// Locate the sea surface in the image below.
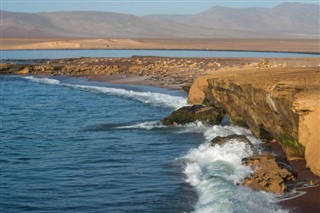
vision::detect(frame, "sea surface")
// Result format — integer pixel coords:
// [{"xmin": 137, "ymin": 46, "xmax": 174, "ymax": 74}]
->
[
  {"xmin": 1, "ymin": 75, "xmax": 288, "ymax": 213},
  {"xmin": 1, "ymin": 49, "xmax": 319, "ymax": 60}
]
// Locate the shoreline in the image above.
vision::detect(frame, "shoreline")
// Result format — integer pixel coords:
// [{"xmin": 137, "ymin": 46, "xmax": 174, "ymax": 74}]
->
[
  {"xmin": 1, "ymin": 56, "xmax": 319, "ymax": 212},
  {"xmin": 2, "ymin": 48, "xmax": 320, "ymax": 55},
  {"xmin": 17, "ymin": 72, "xmax": 320, "ymax": 212},
  {"xmin": 2, "ymin": 38, "xmax": 320, "ymax": 54}
]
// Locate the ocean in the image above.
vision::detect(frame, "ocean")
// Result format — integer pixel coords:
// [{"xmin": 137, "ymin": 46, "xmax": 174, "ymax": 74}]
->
[
  {"xmin": 1, "ymin": 49, "xmax": 318, "ymax": 60},
  {"xmin": 0, "ymin": 74, "xmax": 288, "ymax": 213}
]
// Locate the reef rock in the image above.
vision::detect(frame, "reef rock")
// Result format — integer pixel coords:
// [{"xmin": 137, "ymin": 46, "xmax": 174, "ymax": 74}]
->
[{"xmin": 161, "ymin": 105, "xmax": 225, "ymax": 125}]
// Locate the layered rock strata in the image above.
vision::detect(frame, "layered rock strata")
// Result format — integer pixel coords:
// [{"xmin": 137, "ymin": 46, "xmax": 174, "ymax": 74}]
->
[{"xmin": 188, "ymin": 64, "xmax": 320, "ymax": 176}]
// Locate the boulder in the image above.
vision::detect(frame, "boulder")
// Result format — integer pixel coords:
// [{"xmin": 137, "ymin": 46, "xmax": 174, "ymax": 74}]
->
[
  {"xmin": 211, "ymin": 134, "xmax": 254, "ymax": 147},
  {"xmin": 242, "ymin": 154, "xmax": 296, "ymax": 195},
  {"xmin": 17, "ymin": 67, "xmax": 30, "ymax": 74},
  {"xmin": 161, "ymin": 105, "xmax": 225, "ymax": 125}
]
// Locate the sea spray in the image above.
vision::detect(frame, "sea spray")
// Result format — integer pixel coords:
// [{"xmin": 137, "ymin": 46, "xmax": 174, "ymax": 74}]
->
[{"xmin": 181, "ymin": 125, "xmax": 288, "ymax": 213}]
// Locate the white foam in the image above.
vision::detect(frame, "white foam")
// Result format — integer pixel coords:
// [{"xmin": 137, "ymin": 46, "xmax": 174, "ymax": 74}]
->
[
  {"xmin": 181, "ymin": 125, "xmax": 287, "ymax": 213},
  {"xmin": 23, "ymin": 76, "xmax": 187, "ymax": 109},
  {"xmin": 24, "ymin": 76, "xmax": 60, "ymax": 85},
  {"xmin": 203, "ymin": 125, "xmax": 252, "ymax": 142},
  {"xmin": 68, "ymin": 84, "xmax": 187, "ymax": 109},
  {"xmin": 176, "ymin": 121, "xmax": 209, "ymax": 133},
  {"xmin": 117, "ymin": 121, "xmax": 166, "ymax": 130}
]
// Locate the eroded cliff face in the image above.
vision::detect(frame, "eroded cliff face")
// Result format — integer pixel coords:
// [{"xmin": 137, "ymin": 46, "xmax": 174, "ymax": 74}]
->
[{"xmin": 188, "ymin": 65, "xmax": 320, "ymax": 176}]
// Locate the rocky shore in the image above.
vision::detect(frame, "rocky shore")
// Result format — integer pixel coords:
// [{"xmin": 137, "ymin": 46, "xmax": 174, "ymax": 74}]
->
[{"xmin": 1, "ymin": 56, "xmax": 319, "ymax": 212}]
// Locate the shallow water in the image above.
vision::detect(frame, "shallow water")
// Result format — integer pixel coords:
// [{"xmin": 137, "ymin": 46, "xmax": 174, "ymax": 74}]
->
[{"xmin": 0, "ymin": 75, "xmax": 287, "ymax": 212}]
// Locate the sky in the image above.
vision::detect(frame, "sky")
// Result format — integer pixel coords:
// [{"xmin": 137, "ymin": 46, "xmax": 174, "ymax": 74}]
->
[{"xmin": 1, "ymin": 0, "xmax": 319, "ymax": 15}]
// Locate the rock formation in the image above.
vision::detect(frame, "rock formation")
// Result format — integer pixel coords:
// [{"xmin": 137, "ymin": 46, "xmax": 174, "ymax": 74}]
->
[
  {"xmin": 161, "ymin": 105, "xmax": 225, "ymax": 125},
  {"xmin": 242, "ymin": 154, "xmax": 296, "ymax": 194},
  {"xmin": 210, "ymin": 134, "xmax": 254, "ymax": 151},
  {"xmin": 188, "ymin": 64, "xmax": 320, "ymax": 176}
]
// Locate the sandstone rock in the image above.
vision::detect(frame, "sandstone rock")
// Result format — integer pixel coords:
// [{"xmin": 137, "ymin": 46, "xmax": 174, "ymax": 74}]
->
[
  {"xmin": 161, "ymin": 105, "xmax": 225, "ymax": 125},
  {"xmin": 188, "ymin": 66, "xmax": 320, "ymax": 176},
  {"xmin": 242, "ymin": 154, "xmax": 296, "ymax": 195},
  {"xmin": 190, "ymin": 62, "xmax": 197, "ymax": 68},
  {"xmin": 207, "ymin": 62, "xmax": 221, "ymax": 67},
  {"xmin": 17, "ymin": 67, "xmax": 29, "ymax": 74},
  {"xmin": 188, "ymin": 76, "xmax": 209, "ymax": 105}
]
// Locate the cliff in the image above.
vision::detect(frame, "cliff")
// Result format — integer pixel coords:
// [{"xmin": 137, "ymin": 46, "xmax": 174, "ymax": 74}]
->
[{"xmin": 188, "ymin": 63, "xmax": 320, "ymax": 176}]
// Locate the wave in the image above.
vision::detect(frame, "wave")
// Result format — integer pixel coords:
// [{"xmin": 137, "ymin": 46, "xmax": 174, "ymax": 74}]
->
[
  {"xmin": 181, "ymin": 125, "xmax": 287, "ymax": 213},
  {"xmin": 23, "ymin": 76, "xmax": 288, "ymax": 212},
  {"xmin": 118, "ymin": 120, "xmax": 211, "ymax": 133},
  {"xmin": 24, "ymin": 76, "xmax": 60, "ymax": 85},
  {"xmin": 68, "ymin": 84, "xmax": 186, "ymax": 109},
  {"xmin": 23, "ymin": 76, "xmax": 187, "ymax": 109},
  {"xmin": 117, "ymin": 121, "xmax": 166, "ymax": 130}
]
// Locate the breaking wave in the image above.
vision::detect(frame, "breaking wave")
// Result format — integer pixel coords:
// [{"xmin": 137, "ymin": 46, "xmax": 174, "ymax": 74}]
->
[
  {"xmin": 24, "ymin": 76, "xmax": 60, "ymax": 85},
  {"xmin": 181, "ymin": 125, "xmax": 288, "ymax": 213},
  {"xmin": 117, "ymin": 121, "xmax": 166, "ymax": 130},
  {"xmin": 24, "ymin": 76, "xmax": 186, "ymax": 109},
  {"xmin": 23, "ymin": 76, "xmax": 288, "ymax": 212}
]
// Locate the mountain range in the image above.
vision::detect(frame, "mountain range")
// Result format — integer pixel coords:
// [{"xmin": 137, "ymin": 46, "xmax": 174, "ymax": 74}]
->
[{"xmin": 1, "ymin": 2, "xmax": 319, "ymax": 38}]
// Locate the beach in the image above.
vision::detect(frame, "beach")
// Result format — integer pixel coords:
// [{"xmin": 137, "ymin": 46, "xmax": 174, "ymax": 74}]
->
[{"xmin": 2, "ymin": 38, "xmax": 320, "ymax": 54}]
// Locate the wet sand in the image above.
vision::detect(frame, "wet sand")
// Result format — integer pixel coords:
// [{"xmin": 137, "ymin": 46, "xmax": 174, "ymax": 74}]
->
[{"xmin": 270, "ymin": 141, "xmax": 320, "ymax": 213}]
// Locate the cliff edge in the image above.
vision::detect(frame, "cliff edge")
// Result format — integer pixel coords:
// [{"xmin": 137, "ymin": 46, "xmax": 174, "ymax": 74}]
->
[{"xmin": 188, "ymin": 61, "xmax": 320, "ymax": 176}]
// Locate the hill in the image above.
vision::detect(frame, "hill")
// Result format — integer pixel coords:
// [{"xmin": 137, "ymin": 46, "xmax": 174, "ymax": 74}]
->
[{"xmin": 1, "ymin": 3, "xmax": 319, "ymax": 38}]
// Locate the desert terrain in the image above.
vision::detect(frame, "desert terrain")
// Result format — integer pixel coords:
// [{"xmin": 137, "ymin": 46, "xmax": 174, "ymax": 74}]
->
[{"xmin": 1, "ymin": 38, "xmax": 320, "ymax": 54}]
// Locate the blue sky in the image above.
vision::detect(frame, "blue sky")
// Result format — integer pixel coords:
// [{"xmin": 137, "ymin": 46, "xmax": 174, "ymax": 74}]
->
[{"xmin": 1, "ymin": 0, "xmax": 319, "ymax": 15}]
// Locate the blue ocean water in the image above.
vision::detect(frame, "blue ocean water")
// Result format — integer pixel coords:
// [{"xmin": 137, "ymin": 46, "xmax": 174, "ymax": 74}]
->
[
  {"xmin": 0, "ymin": 75, "xmax": 287, "ymax": 213},
  {"xmin": 1, "ymin": 49, "xmax": 318, "ymax": 60}
]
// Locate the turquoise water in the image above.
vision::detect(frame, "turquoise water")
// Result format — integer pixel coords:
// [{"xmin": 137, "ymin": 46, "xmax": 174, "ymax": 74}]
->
[
  {"xmin": 1, "ymin": 49, "xmax": 318, "ymax": 60},
  {"xmin": 0, "ymin": 75, "xmax": 287, "ymax": 212}
]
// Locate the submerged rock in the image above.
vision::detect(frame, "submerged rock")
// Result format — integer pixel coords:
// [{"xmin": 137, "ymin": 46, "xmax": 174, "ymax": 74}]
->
[
  {"xmin": 211, "ymin": 134, "xmax": 249, "ymax": 145},
  {"xmin": 210, "ymin": 134, "xmax": 255, "ymax": 151},
  {"xmin": 242, "ymin": 154, "xmax": 296, "ymax": 195},
  {"xmin": 161, "ymin": 105, "xmax": 225, "ymax": 125}
]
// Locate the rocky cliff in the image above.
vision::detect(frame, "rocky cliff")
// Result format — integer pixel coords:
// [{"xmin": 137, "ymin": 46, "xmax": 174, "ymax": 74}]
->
[{"xmin": 188, "ymin": 64, "xmax": 320, "ymax": 176}]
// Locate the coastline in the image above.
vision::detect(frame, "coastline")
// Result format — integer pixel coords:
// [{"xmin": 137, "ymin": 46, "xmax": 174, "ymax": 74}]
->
[
  {"xmin": 87, "ymin": 63, "xmax": 320, "ymax": 212},
  {"xmin": 2, "ymin": 38, "xmax": 320, "ymax": 54},
  {"xmin": 1, "ymin": 55, "xmax": 319, "ymax": 212}
]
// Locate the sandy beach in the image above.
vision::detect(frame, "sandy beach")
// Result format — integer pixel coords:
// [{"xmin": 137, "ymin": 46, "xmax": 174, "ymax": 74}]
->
[{"xmin": 2, "ymin": 38, "xmax": 320, "ymax": 54}]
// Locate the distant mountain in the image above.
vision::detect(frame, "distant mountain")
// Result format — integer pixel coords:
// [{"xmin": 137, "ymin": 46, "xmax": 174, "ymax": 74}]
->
[
  {"xmin": 160, "ymin": 2, "xmax": 320, "ymax": 36},
  {"xmin": 1, "ymin": 3, "xmax": 319, "ymax": 38}
]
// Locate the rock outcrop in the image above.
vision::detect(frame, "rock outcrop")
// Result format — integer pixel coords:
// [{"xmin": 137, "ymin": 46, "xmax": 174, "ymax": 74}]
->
[
  {"xmin": 210, "ymin": 135, "xmax": 295, "ymax": 194},
  {"xmin": 188, "ymin": 65, "xmax": 320, "ymax": 176},
  {"xmin": 242, "ymin": 154, "xmax": 296, "ymax": 194},
  {"xmin": 161, "ymin": 105, "xmax": 225, "ymax": 125},
  {"xmin": 210, "ymin": 134, "xmax": 254, "ymax": 151}
]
